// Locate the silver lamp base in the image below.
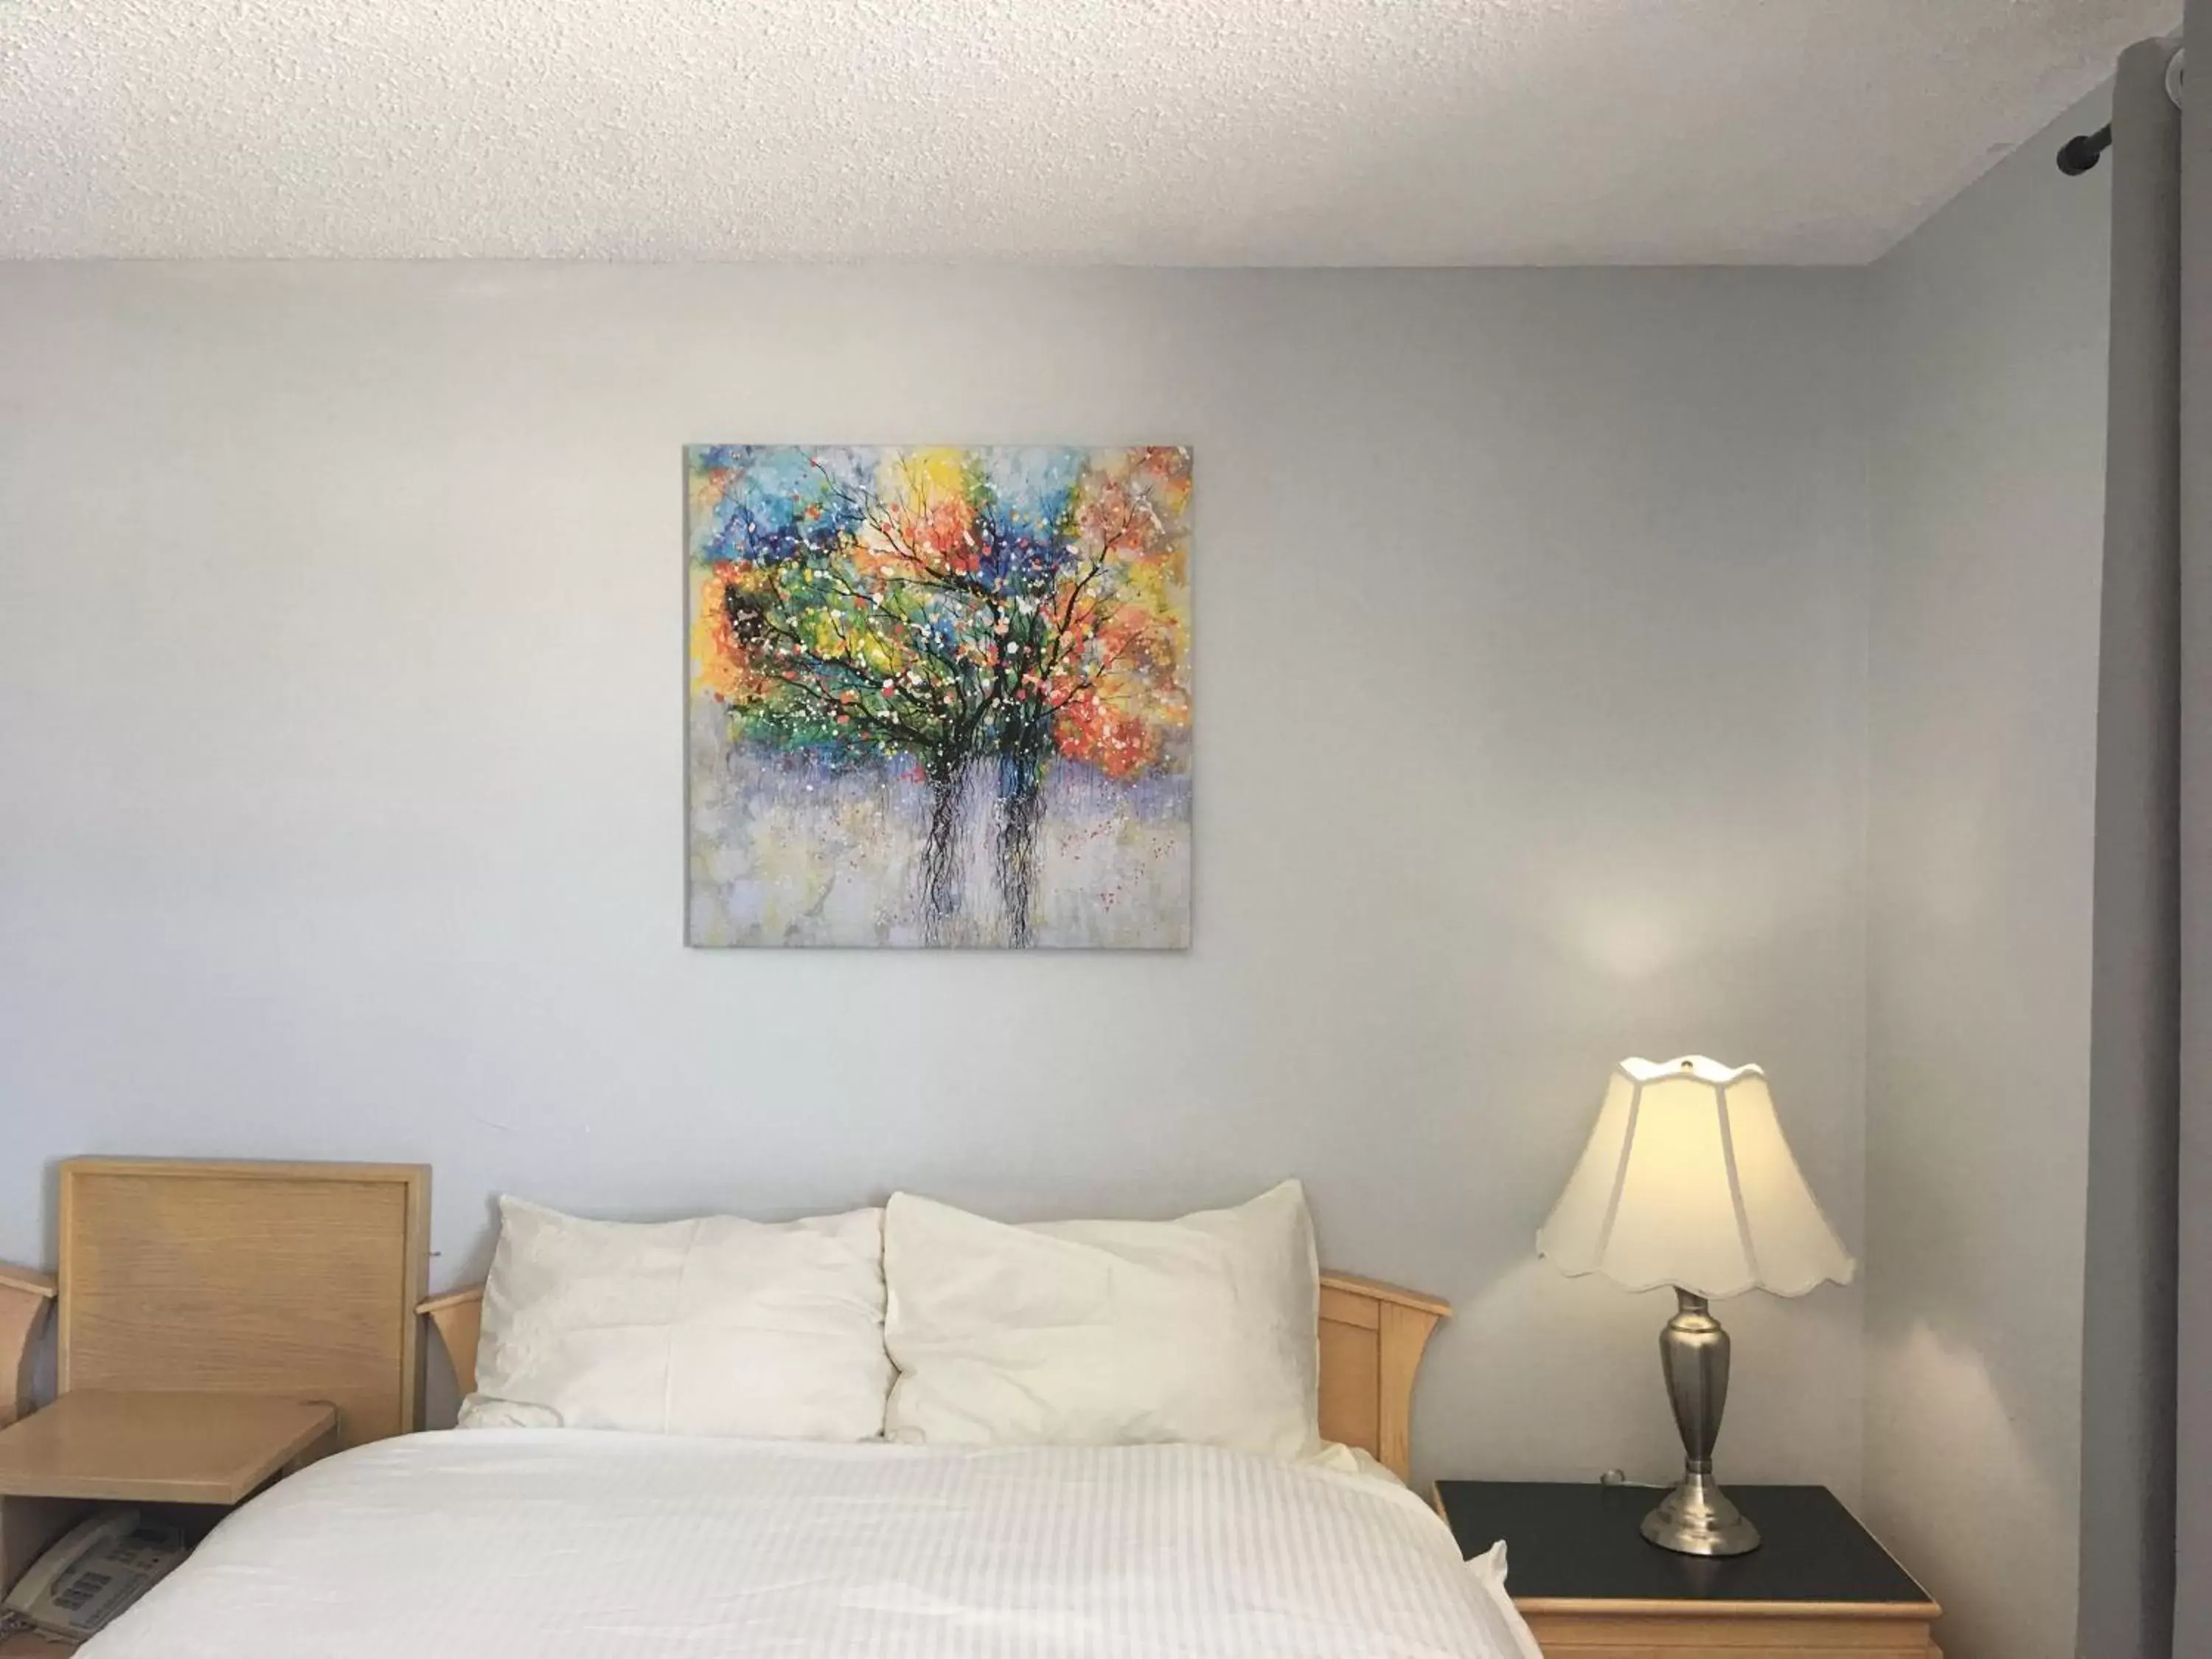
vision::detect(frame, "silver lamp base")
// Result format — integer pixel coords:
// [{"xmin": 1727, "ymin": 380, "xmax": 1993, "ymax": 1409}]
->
[
  {"xmin": 1641, "ymin": 1469, "xmax": 1760, "ymax": 1557},
  {"xmin": 1644, "ymin": 1288, "xmax": 1761, "ymax": 1557}
]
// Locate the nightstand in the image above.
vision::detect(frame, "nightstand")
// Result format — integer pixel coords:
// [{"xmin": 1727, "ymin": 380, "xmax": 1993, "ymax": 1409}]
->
[
  {"xmin": 0, "ymin": 1391, "xmax": 340, "ymax": 1651},
  {"xmin": 0, "ymin": 1391, "xmax": 340, "ymax": 1506},
  {"xmin": 1435, "ymin": 1481, "xmax": 1941, "ymax": 1658}
]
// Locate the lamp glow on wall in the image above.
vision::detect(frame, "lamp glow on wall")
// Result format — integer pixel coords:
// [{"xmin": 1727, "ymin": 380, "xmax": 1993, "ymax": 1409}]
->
[{"xmin": 1537, "ymin": 1057, "xmax": 1855, "ymax": 1556}]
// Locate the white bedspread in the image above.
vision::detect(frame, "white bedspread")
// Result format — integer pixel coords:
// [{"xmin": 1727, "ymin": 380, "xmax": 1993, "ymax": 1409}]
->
[{"xmin": 87, "ymin": 1431, "xmax": 1540, "ymax": 1659}]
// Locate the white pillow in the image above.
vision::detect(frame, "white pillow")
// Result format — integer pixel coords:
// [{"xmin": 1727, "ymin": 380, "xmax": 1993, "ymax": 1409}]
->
[
  {"xmin": 882, "ymin": 1180, "xmax": 1320, "ymax": 1458},
  {"xmin": 459, "ymin": 1197, "xmax": 891, "ymax": 1441}
]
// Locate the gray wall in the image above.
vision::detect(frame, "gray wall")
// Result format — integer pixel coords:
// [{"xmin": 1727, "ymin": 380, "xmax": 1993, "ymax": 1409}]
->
[
  {"xmin": 1863, "ymin": 88, "xmax": 2115, "ymax": 1659},
  {"xmin": 0, "ymin": 262, "xmax": 1874, "ymax": 1490}
]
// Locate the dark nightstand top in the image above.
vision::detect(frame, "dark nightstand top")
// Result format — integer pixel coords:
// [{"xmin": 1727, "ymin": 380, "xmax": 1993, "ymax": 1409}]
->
[{"xmin": 1434, "ymin": 1481, "xmax": 1930, "ymax": 1607}]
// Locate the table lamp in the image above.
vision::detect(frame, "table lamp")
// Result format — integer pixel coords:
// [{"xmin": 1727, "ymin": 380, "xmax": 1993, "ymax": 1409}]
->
[{"xmin": 1536, "ymin": 1056, "xmax": 1855, "ymax": 1557}]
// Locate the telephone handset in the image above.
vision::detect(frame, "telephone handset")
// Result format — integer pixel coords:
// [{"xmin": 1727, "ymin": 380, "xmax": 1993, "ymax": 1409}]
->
[{"xmin": 2, "ymin": 1507, "xmax": 189, "ymax": 1641}]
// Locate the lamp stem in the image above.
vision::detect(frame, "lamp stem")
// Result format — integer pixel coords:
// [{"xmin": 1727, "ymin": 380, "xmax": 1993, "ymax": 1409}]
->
[{"xmin": 1641, "ymin": 1287, "xmax": 1761, "ymax": 1556}]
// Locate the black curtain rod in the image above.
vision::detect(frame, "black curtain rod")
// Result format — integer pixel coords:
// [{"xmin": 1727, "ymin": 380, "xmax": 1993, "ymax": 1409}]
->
[{"xmin": 2058, "ymin": 124, "xmax": 2113, "ymax": 175}]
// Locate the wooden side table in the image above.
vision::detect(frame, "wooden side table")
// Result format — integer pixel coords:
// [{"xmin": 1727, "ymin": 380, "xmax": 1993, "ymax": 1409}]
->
[
  {"xmin": 1436, "ymin": 1480, "xmax": 1941, "ymax": 1658},
  {"xmin": 0, "ymin": 1391, "xmax": 339, "ymax": 1652},
  {"xmin": 0, "ymin": 1391, "xmax": 340, "ymax": 1506}
]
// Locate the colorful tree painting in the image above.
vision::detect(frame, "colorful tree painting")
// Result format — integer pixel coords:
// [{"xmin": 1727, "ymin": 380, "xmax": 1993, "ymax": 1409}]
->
[{"xmin": 687, "ymin": 446, "xmax": 1192, "ymax": 948}]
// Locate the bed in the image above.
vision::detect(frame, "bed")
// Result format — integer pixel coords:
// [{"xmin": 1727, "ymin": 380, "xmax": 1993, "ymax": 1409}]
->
[
  {"xmin": 83, "ymin": 1432, "xmax": 1537, "ymax": 1658},
  {"xmin": 0, "ymin": 1163, "xmax": 1539, "ymax": 1659}
]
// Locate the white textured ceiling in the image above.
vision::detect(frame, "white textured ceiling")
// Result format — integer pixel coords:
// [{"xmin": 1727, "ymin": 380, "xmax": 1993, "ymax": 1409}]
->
[{"xmin": 0, "ymin": 0, "xmax": 2178, "ymax": 264}]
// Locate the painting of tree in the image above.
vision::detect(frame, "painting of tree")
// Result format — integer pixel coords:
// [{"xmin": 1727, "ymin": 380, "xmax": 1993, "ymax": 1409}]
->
[{"xmin": 687, "ymin": 445, "xmax": 1192, "ymax": 947}]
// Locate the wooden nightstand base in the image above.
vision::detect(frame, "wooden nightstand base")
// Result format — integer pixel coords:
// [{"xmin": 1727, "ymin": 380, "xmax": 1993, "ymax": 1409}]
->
[
  {"xmin": 1524, "ymin": 1600, "xmax": 1942, "ymax": 1657},
  {"xmin": 0, "ymin": 1628, "xmax": 86, "ymax": 1657}
]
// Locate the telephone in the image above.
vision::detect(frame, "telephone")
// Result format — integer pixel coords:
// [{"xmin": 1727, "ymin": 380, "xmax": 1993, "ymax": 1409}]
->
[{"xmin": 2, "ymin": 1508, "xmax": 189, "ymax": 1641}]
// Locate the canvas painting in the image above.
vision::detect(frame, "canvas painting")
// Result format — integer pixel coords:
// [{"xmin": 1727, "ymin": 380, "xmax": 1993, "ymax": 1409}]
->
[{"xmin": 687, "ymin": 445, "xmax": 1192, "ymax": 948}]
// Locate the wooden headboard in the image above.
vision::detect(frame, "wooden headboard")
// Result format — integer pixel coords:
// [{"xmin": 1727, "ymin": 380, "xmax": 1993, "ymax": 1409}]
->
[
  {"xmin": 421, "ymin": 1268, "xmax": 1449, "ymax": 1480},
  {"xmin": 51, "ymin": 1159, "xmax": 431, "ymax": 1447}
]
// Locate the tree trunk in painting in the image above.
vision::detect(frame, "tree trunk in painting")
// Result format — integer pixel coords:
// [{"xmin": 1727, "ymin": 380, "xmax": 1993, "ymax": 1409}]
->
[
  {"xmin": 919, "ymin": 756, "xmax": 967, "ymax": 944},
  {"xmin": 994, "ymin": 746, "xmax": 1049, "ymax": 949}
]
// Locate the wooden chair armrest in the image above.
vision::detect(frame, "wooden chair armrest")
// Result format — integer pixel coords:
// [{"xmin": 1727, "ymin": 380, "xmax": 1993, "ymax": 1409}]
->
[
  {"xmin": 417, "ymin": 1284, "xmax": 484, "ymax": 1401},
  {"xmin": 0, "ymin": 1265, "xmax": 56, "ymax": 1302},
  {"xmin": 0, "ymin": 1263, "xmax": 59, "ymax": 1430}
]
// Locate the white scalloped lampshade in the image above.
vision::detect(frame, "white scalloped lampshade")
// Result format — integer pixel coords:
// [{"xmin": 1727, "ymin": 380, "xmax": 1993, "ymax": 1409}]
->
[{"xmin": 1537, "ymin": 1056, "xmax": 1856, "ymax": 1298}]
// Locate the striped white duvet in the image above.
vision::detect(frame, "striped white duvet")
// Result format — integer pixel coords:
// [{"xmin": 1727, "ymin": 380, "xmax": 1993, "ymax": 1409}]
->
[{"xmin": 87, "ymin": 1430, "xmax": 1540, "ymax": 1658}]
